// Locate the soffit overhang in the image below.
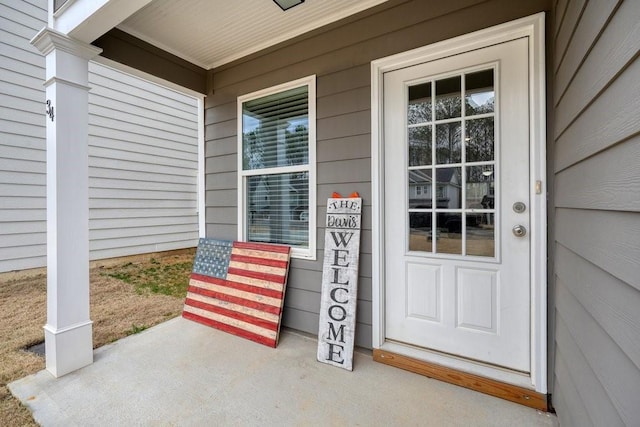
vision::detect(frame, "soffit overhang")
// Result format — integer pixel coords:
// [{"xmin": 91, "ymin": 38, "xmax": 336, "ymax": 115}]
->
[{"xmin": 117, "ymin": 0, "xmax": 390, "ymax": 69}]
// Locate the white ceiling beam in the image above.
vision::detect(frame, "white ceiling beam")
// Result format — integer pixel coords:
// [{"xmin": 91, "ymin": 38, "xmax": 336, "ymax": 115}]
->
[{"xmin": 52, "ymin": 0, "xmax": 153, "ymax": 43}]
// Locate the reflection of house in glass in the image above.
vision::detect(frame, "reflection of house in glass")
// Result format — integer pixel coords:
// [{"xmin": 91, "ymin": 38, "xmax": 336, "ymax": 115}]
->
[
  {"xmin": 409, "ymin": 168, "xmax": 495, "ymax": 232},
  {"xmin": 247, "ymin": 172, "xmax": 309, "ymax": 246},
  {"xmin": 409, "ymin": 168, "xmax": 462, "ymax": 232},
  {"xmin": 409, "ymin": 168, "xmax": 461, "ymax": 210},
  {"xmin": 248, "ymin": 174, "xmax": 309, "ymax": 221}
]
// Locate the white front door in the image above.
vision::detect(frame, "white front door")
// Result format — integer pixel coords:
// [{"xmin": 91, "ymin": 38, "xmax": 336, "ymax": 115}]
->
[{"xmin": 383, "ymin": 37, "xmax": 531, "ymax": 372}]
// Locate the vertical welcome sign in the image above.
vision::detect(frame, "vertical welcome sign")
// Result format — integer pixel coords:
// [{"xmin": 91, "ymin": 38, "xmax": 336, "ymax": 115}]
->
[{"xmin": 317, "ymin": 195, "xmax": 362, "ymax": 371}]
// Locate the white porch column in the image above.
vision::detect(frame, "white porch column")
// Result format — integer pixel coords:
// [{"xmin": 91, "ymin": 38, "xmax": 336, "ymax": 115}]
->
[{"xmin": 31, "ymin": 28, "xmax": 102, "ymax": 377}]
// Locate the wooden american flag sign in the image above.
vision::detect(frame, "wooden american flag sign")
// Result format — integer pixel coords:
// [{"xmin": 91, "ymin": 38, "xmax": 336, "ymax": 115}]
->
[{"xmin": 182, "ymin": 238, "xmax": 291, "ymax": 347}]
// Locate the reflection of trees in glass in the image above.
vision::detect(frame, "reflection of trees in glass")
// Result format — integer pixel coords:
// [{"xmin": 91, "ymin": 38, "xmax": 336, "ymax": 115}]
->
[
  {"xmin": 406, "ymin": 85, "xmax": 494, "ymax": 166},
  {"xmin": 408, "ymin": 101, "xmax": 431, "ymax": 124},
  {"xmin": 243, "ymin": 121, "xmax": 308, "ymax": 170},
  {"xmin": 467, "ymin": 165, "xmax": 494, "ymax": 183},
  {"xmin": 243, "ymin": 127, "xmax": 265, "ymax": 170},
  {"xmin": 408, "ymin": 126, "xmax": 431, "ymax": 166},
  {"xmin": 285, "ymin": 124, "xmax": 308, "ymax": 165},
  {"xmin": 466, "ymin": 118, "xmax": 494, "ymax": 162},
  {"xmin": 435, "ymin": 94, "xmax": 462, "ymax": 163},
  {"xmin": 407, "ymin": 78, "xmax": 495, "ymax": 166},
  {"xmin": 436, "ymin": 122, "xmax": 461, "ymax": 164},
  {"xmin": 435, "ymin": 93, "xmax": 461, "ymax": 120},
  {"xmin": 467, "ymin": 166, "xmax": 483, "ymax": 183}
]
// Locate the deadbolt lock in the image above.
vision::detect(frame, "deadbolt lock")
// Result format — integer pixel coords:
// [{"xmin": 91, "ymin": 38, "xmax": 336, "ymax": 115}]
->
[{"xmin": 513, "ymin": 202, "xmax": 526, "ymax": 213}]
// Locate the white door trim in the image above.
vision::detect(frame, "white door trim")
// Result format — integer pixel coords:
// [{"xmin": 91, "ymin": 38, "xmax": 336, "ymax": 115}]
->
[{"xmin": 370, "ymin": 13, "xmax": 547, "ymax": 393}]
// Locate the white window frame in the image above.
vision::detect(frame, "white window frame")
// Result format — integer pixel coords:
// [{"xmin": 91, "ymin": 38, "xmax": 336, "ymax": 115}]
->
[{"xmin": 237, "ymin": 75, "xmax": 317, "ymax": 260}]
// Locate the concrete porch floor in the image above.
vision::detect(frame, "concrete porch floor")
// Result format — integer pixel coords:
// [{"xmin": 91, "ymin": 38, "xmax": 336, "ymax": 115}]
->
[{"xmin": 10, "ymin": 317, "xmax": 557, "ymax": 426}]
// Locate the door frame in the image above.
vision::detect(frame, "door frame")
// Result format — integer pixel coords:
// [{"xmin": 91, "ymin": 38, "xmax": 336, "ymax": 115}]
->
[{"xmin": 370, "ymin": 13, "xmax": 547, "ymax": 393}]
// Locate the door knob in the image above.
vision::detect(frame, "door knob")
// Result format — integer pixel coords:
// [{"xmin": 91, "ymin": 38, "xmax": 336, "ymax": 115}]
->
[{"xmin": 512, "ymin": 225, "xmax": 527, "ymax": 237}]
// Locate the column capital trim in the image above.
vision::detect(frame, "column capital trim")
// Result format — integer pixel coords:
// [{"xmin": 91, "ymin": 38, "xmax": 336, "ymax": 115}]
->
[
  {"xmin": 44, "ymin": 76, "xmax": 92, "ymax": 90},
  {"xmin": 31, "ymin": 27, "xmax": 102, "ymax": 59}
]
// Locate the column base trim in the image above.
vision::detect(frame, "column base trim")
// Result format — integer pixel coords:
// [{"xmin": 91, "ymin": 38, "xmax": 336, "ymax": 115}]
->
[
  {"xmin": 44, "ymin": 321, "xmax": 93, "ymax": 378},
  {"xmin": 373, "ymin": 349, "xmax": 548, "ymax": 411}
]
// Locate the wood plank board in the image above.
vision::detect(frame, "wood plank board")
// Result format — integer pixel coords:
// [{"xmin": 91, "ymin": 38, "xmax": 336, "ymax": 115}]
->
[
  {"xmin": 183, "ymin": 238, "xmax": 291, "ymax": 347},
  {"xmin": 317, "ymin": 197, "xmax": 362, "ymax": 370},
  {"xmin": 373, "ymin": 349, "xmax": 548, "ymax": 411}
]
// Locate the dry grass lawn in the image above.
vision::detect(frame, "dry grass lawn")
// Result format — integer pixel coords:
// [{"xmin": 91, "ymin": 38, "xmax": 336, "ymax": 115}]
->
[{"xmin": 0, "ymin": 248, "xmax": 195, "ymax": 426}]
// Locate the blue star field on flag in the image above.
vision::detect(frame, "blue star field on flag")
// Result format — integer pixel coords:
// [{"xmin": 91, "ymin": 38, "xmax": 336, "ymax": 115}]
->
[{"xmin": 191, "ymin": 238, "xmax": 233, "ymax": 279}]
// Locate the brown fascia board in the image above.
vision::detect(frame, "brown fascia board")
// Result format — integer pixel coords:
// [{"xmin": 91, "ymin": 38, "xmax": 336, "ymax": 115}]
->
[{"xmin": 92, "ymin": 28, "xmax": 208, "ymax": 94}]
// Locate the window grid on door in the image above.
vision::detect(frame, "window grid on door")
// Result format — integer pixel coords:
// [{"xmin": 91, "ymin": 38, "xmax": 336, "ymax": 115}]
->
[{"xmin": 407, "ymin": 67, "xmax": 496, "ymax": 257}]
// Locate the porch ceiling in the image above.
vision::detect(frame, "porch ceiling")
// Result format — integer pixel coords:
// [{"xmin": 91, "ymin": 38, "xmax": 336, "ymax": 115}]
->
[{"xmin": 116, "ymin": 0, "xmax": 389, "ymax": 69}]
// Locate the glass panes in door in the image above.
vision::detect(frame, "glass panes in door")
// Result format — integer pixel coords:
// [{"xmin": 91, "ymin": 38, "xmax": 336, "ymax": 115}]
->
[{"xmin": 407, "ymin": 68, "xmax": 495, "ymax": 257}]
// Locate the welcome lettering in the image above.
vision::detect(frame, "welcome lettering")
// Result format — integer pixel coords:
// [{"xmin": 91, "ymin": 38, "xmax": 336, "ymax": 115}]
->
[{"xmin": 317, "ymin": 197, "xmax": 362, "ymax": 371}]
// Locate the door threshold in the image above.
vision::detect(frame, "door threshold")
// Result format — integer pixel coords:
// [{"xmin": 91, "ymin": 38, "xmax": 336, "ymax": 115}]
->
[{"xmin": 373, "ymin": 349, "xmax": 548, "ymax": 411}]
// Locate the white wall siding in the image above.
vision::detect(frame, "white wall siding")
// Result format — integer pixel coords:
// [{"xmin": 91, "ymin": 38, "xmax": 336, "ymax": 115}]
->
[
  {"xmin": 87, "ymin": 62, "xmax": 199, "ymax": 260},
  {"xmin": 0, "ymin": 0, "xmax": 199, "ymax": 273},
  {"xmin": 0, "ymin": 0, "xmax": 47, "ymax": 273}
]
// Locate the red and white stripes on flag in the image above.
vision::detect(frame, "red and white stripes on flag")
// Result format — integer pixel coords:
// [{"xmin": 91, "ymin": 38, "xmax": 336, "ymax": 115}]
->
[{"xmin": 183, "ymin": 239, "xmax": 291, "ymax": 347}]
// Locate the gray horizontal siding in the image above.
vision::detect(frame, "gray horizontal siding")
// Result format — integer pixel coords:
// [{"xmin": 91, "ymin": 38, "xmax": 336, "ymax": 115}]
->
[
  {"xmin": 552, "ymin": 0, "xmax": 640, "ymax": 424},
  {"xmin": 554, "ymin": 55, "xmax": 639, "ymax": 172},
  {"xmin": 554, "ymin": 0, "xmax": 635, "ymax": 137},
  {"xmin": 555, "ymin": 134, "xmax": 640, "ymax": 211},
  {"xmin": 205, "ymin": 0, "xmax": 549, "ymax": 348},
  {"xmin": 0, "ymin": 0, "xmax": 199, "ymax": 273}
]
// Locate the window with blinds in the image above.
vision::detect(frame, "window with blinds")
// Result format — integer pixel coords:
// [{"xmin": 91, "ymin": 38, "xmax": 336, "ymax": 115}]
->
[{"xmin": 237, "ymin": 76, "xmax": 316, "ymax": 259}]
